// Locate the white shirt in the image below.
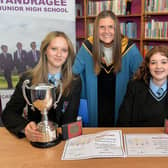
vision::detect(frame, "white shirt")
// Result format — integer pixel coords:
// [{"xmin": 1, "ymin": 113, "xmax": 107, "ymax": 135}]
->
[{"xmin": 103, "ymin": 46, "xmax": 113, "ymax": 66}]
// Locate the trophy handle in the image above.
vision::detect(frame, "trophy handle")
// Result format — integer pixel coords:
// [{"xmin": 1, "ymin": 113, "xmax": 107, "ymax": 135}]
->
[
  {"xmin": 22, "ymin": 79, "xmax": 35, "ymax": 111},
  {"xmin": 53, "ymin": 80, "xmax": 62, "ymax": 109}
]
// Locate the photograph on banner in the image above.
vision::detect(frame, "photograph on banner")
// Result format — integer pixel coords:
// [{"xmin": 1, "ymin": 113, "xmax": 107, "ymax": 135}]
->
[
  {"xmin": 0, "ymin": 0, "xmax": 75, "ymax": 89},
  {"xmin": 0, "ymin": 0, "xmax": 75, "ymax": 116}
]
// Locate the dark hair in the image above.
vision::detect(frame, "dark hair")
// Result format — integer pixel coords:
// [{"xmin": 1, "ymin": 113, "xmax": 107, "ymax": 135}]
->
[
  {"xmin": 30, "ymin": 41, "xmax": 36, "ymax": 47},
  {"xmin": 1, "ymin": 45, "xmax": 7, "ymax": 49}
]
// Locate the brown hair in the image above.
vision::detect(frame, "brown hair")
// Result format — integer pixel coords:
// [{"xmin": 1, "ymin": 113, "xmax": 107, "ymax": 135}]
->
[
  {"xmin": 93, "ymin": 10, "xmax": 122, "ymax": 74},
  {"xmin": 27, "ymin": 31, "xmax": 75, "ymax": 96},
  {"xmin": 134, "ymin": 45, "xmax": 168, "ymax": 84}
]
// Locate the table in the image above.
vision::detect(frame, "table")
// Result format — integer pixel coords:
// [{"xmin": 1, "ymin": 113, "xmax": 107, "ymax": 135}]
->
[{"xmin": 0, "ymin": 127, "xmax": 168, "ymax": 168}]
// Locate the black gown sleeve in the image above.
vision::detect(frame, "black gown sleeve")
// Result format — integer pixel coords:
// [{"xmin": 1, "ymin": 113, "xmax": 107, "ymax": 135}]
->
[
  {"xmin": 61, "ymin": 75, "xmax": 82, "ymax": 125},
  {"xmin": 2, "ymin": 75, "xmax": 30, "ymax": 137}
]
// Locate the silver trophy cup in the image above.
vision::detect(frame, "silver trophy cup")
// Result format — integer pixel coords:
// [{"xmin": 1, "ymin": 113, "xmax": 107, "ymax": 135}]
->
[{"xmin": 22, "ymin": 79, "xmax": 62, "ymax": 148}]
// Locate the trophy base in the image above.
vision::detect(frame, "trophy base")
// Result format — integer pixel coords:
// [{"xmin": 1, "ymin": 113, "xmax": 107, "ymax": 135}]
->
[{"xmin": 30, "ymin": 135, "xmax": 62, "ymax": 148}]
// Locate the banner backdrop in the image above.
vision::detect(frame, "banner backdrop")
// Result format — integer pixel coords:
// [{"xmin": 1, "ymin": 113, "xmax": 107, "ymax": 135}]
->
[{"xmin": 0, "ymin": 0, "xmax": 75, "ymax": 114}]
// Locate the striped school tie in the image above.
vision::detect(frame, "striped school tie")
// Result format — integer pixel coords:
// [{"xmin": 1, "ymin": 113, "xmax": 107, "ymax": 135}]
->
[{"xmin": 156, "ymin": 88, "xmax": 164, "ymax": 97}]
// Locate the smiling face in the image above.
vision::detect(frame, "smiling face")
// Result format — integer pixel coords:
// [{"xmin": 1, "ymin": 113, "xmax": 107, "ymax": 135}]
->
[
  {"xmin": 149, "ymin": 52, "xmax": 168, "ymax": 86},
  {"xmin": 98, "ymin": 17, "xmax": 115, "ymax": 47},
  {"xmin": 46, "ymin": 36, "xmax": 69, "ymax": 74}
]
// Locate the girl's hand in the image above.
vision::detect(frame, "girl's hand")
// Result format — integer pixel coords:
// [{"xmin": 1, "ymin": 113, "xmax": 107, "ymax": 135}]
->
[{"xmin": 24, "ymin": 121, "xmax": 43, "ymax": 142}]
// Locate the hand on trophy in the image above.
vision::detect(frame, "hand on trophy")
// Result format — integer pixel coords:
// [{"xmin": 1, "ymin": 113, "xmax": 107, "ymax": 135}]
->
[
  {"xmin": 22, "ymin": 80, "xmax": 62, "ymax": 147},
  {"xmin": 24, "ymin": 121, "xmax": 43, "ymax": 142},
  {"xmin": 1, "ymin": 31, "xmax": 82, "ymax": 148}
]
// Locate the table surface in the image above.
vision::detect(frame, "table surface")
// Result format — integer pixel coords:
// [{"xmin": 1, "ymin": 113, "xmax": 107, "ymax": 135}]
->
[{"xmin": 0, "ymin": 127, "xmax": 168, "ymax": 168}]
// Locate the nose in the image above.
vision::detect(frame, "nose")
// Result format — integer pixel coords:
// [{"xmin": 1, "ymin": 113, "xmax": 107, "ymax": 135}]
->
[
  {"xmin": 104, "ymin": 27, "xmax": 109, "ymax": 33},
  {"xmin": 156, "ymin": 62, "xmax": 162, "ymax": 68},
  {"xmin": 57, "ymin": 49, "xmax": 61, "ymax": 57}
]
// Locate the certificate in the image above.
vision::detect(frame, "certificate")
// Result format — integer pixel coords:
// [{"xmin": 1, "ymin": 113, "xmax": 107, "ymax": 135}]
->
[
  {"xmin": 124, "ymin": 134, "xmax": 168, "ymax": 157},
  {"xmin": 62, "ymin": 130, "xmax": 125, "ymax": 160}
]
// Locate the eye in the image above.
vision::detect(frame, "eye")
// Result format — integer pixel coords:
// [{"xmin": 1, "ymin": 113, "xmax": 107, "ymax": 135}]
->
[
  {"xmin": 150, "ymin": 61, "xmax": 156, "ymax": 65},
  {"xmin": 62, "ymin": 48, "xmax": 68, "ymax": 53},
  {"xmin": 108, "ymin": 25, "xmax": 114, "ymax": 29},
  {"xmin": 51, "ymin": 47, "xmax": 57, "ymax": 51},
  {"xmin": 99, "ymin": 26, "xmax": 105, "ymax": 30},
  {"xmin": 161, "ymin": 60, "xmax": 168, "ymax": 64}
]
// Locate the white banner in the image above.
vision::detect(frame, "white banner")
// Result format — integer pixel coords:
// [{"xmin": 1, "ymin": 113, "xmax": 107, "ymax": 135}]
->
[
  {"xmin": 0, "ymin": 89, "xmax": 14, "ymax": 111},
  {"xmin": 0, "ymin": 0, "xmax": 75, "ymax": 114},
  {"xmin": 0, "ymin": 0, "xmax": 75, "ymax": 55},
  {"xmin": 0, "ymin": 0, "xmax": 75, "ymax": 19}
]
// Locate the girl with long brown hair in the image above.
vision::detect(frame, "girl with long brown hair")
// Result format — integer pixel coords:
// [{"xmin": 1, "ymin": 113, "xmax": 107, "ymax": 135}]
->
[
  {"xmin": 73, "ymin": 10, "xmax": 142, "ymax": 127},
  {"xmin": 2, "ymin": 31, "xmax": 81, "ymax": 142}
]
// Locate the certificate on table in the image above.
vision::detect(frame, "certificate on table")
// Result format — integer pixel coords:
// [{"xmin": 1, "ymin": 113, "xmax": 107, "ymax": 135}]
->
[
  {"xmin": 124, "ymin": 134, "xmax": 168, "ymax": 157},
  {"xmin": 62, "ymin": 130, "xmax": 125, "ymax": 160}
]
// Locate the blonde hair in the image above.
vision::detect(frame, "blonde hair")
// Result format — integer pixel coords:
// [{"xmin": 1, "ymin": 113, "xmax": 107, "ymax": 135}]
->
[{"xmin": 27, "ymin": 31, "xmax": 75, "ymax": 96}]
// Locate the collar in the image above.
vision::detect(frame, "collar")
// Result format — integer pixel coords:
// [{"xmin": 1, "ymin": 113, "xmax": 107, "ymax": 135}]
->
[
  {"xmin": 149, "ymin": 78, "xmax": 167, "ymax": 96},
  {"xmin": 83, "ymin": 35, "xmax": 134, "ymax": 58},
  {"xmin": 48, "ymin": 73, "xmax": 61, "ymax": 85}
]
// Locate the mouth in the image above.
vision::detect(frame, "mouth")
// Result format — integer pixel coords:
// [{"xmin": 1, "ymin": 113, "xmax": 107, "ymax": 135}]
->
[
  {"xmin": 154, "ymin": 71, "xmax": 164, "ymax": 74},
  {"xmin": 103, "ymin": 35, "xmax": 112, "ymax": 38},
  {"xmin": 54, "ymin": 56, "xmax": 62, "ymax": 60}
]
